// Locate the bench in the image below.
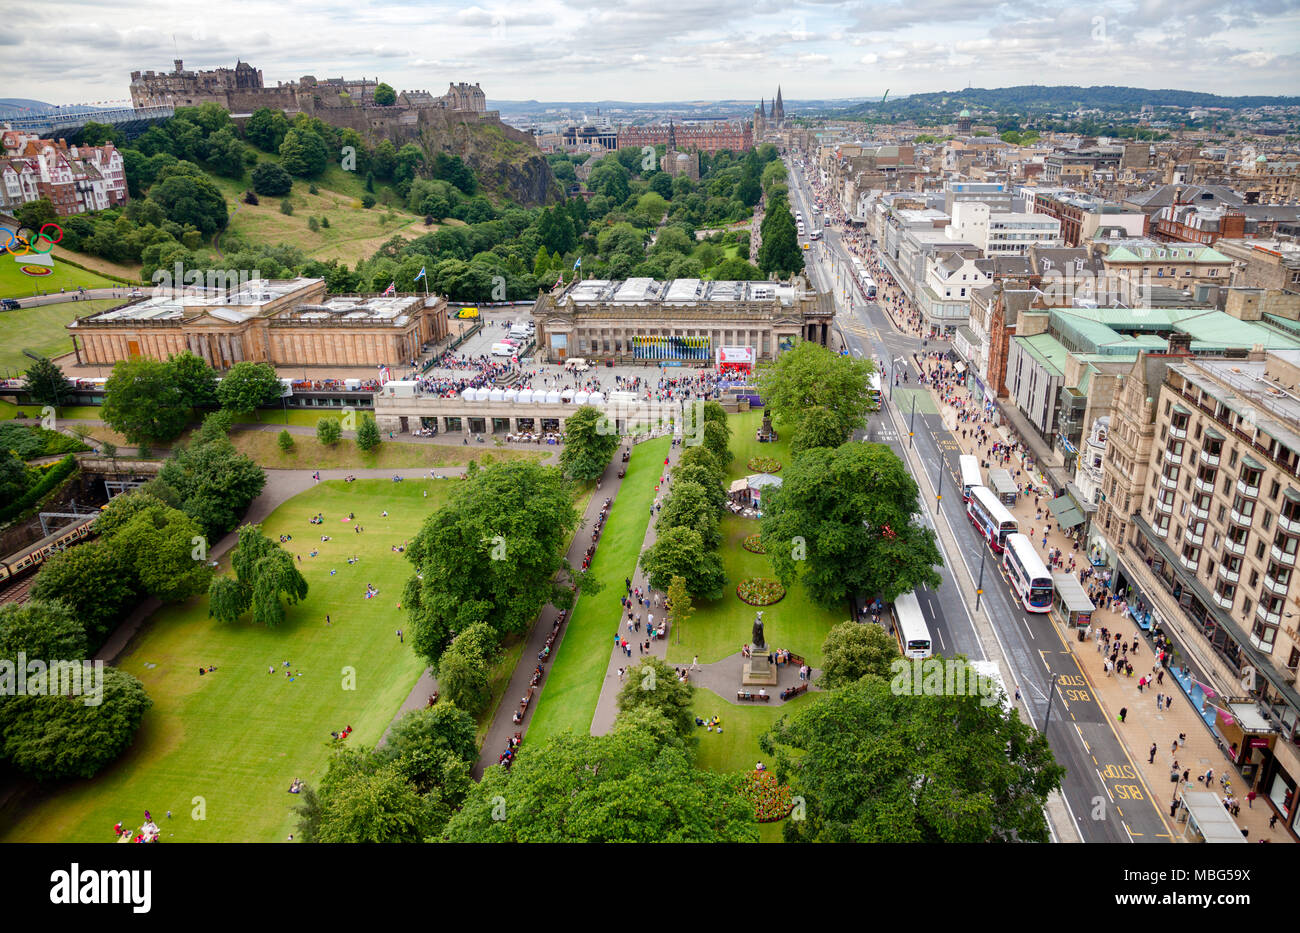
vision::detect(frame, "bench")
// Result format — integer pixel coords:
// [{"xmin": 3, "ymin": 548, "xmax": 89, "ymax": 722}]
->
[
  {"xmin": 736, "ymin": 690, "xmax": 772, "ymax": 702},
  {"xmin": 780, "ymin": 683, "xmax": 809, "ymax": 701}
]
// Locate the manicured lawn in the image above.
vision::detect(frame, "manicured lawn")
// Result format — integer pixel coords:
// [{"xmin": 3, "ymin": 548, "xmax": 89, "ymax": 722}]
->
[
  {"xmin": 689, "ymin": 688, "xmax": 816, "ymax": 775},
  {"xmin": 0, "ymin": 255, "xmax": 121, "ymax": 299},
  {"xmin": 0, "ymin": 479, "xmax": 445, "ymax": 843},
  {"xmin": 689, "ymin": 688, "xmax": 817, "ymax": 843},
  {"xmin": 228, "ymin": 428, "xmax": 546, "ymax": 470},
  {"xmin": 663, "ymin": 410, "xmax": 847, "ymax": 667},
  {"xmin": 0, "ymin": 299, "xmax": 124, "ymax": 376},
  {"xmin": 665, "ymin": 514, "xmax": 846, "ymax": 667},
  {"xmin": 726, "ymin": 409, "xmax": 794, "ymax": 483},
  {"xmin": 527, "ymin": 436, "xmax": 670, "ymax": 742}
]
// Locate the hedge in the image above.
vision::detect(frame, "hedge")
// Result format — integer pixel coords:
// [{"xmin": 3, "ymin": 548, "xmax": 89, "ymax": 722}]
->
[{"xmin": 0, "ymin": 454, "xmax": 78, "ymax": 524}]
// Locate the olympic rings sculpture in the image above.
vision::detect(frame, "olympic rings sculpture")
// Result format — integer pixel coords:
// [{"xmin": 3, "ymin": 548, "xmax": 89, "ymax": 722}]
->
[{"xmin": 0, "ymin": 223, "xmax": 63, "ymax": 256}]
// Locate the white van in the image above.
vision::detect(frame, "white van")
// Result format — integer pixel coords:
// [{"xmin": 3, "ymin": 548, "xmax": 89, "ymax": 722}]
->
[
  {"xmin": 508, "ymin": 324, "xmax": 530, "ymax": 340},
  {"xmin": 491, "ymin": 343, "xmax": 515, "ymax": 357}
]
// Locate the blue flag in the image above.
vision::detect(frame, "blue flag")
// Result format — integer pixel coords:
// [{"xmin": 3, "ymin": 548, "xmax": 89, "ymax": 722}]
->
[
  {"xmin": 573, "ymin": 258, "xmax": 582, "ymax": 271},
  {"xmin": 414, "ymin": 266, "xmax": 426, "ymax": 282}
]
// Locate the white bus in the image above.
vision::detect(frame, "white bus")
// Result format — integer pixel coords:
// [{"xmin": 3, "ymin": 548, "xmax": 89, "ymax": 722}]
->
[
  {"xmin": 809, "ymin": 229, "xmax": 822, "ymax": 241},
  {"xmin": 958, "ymin": 454, "xmax": 982, "ymax": 502},
  {"xmin": 868, "ymin": 371, "xmax": 882, "ymax": 407},
  {"xmin": 890, "ymin": 591, "xmax": 933, "ymax": 659},
  {"xmin": 1002, "ymin": 533, "xmax": 1054, "ymax": 613},
  {"xmin": 967, "ymin": 485, "xmax": 1018, "ymax": 553},
  {"xmin": 860, "ymin": 275, "xmax": 877, "ymax": 300}
]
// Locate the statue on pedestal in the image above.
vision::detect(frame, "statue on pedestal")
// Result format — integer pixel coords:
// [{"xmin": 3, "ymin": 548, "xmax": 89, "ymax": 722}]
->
[{"xmin": 752, "ymin": 611, "xmax": 765, "ymax": 651}]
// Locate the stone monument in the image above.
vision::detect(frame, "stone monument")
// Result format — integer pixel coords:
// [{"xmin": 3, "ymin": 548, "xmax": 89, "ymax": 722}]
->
[
  {"xmin": 756, "ymin": 411, "xmax": 778, "ymax": 442},
  {"xmin": 742, "ymin": 610, "xmax": 778, "ymax": 686}
]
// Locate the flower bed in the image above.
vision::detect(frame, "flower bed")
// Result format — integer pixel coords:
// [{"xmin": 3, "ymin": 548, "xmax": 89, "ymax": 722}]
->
[
  {"xmin": 746, "ymin": 456, "xmax": 782, "ymax": 473},
  {"xmin": 742, "ymin": 534, "xmax": 766, "ymax": 554},
  {"xmin": 742, "ymin": 770, "xmax": 794, "ymax": 822},
  {"xmin": 736, "ymin": 577, "xmax": 785, "ymax": 606}
]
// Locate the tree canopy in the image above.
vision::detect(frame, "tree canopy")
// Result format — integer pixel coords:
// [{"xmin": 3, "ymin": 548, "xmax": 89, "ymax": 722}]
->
[
  {"xmin": 760, "ymin": 442, "xmax": 942, "ymax": 608},
  {"xmin": 756, "ymin": 340, "xmax": 876, "ymax": 442},
  {"xmin": 403, "ymin": 461, "xmax": 578, "ymax": 663},
  {"xmin": 559, "ymin": 406, "xmax": 619, "ymax": 483},
  {"xmin": 761, "ymin": 675, "xmax": 1064, "ymax": 842}
]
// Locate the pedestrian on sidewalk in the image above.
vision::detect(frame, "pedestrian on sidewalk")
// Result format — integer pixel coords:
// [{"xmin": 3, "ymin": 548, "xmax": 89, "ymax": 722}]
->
[
  {"xmin": 1149, "ymin": 743, "xmax": 1157, "ymax": 764},
  {"xmin": 1118, "ymin": 707, "xmax": 1128, "ymax": 723},
  {"xmin": 692, "ymin": 655, "xmax": 699, "ymax": 670},
  {"xmin": 1178, "ymin": 732, "xmax": 1186, "ymax": 748},
  {"xmin": 1247, "ymin": 789, "xmax": 1257, "ymax": 808},
  {"xmin": 1157, "ymin": 693, "xmax": 1164, "ymax": 709}
]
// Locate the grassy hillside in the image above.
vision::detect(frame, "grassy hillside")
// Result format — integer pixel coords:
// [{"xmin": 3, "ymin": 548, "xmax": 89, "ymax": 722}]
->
[{"xmin": 0, "ymin": 257, "xmax": 122, "ymax": 300}]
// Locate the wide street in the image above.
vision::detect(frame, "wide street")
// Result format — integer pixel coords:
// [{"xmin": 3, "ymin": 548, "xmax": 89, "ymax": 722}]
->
[{"xmin": 783, "ymin": 158, "xmax": 1173, "ymax": 843}]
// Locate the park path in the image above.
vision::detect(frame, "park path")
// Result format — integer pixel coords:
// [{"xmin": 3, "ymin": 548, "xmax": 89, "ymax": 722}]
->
[
  {"xmin": 470, "ymin": 442, "xmax": 636, "ymax": 776},
  {"xmin": 587, "ymin": 438, "xmax": 823, "ymax": 736},
  {"xmin": 588, "ymin": 438, "xmax": 682, "ymax": 735}
]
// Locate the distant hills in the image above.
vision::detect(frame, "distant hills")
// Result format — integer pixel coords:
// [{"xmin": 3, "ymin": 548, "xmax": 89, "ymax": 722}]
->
[{"xmin": 828, "ymin": 85, "xmax": 1300, "ymax": 121}]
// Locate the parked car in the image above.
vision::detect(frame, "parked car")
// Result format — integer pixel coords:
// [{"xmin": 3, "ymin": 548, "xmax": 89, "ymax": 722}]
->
[{"xmin": 0, "ymin": 299, "xmax": 21, "ymax": 311}]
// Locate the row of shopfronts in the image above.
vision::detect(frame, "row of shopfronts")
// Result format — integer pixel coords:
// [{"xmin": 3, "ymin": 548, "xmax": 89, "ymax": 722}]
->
[{"xmin": 944, "ymin": 333, "xmax": 1300, "ymax": 838}]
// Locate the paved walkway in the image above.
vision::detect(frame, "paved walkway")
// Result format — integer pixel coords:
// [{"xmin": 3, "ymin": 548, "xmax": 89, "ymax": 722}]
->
[
  {"xmin": 589, "ymin": 438, "xmax": 683, "ymax": 735},
  {"xmin": 471, "ymin": 439, "xmax": 642, "ymax": 775},
  {"xmin": 924, "ymin": 367, "xmax": 1292, "ymax": 842}
]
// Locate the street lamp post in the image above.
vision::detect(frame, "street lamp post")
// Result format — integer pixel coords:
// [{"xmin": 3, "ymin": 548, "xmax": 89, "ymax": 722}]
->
[
  {"xmin": 909, "ymin": 394, "xmax": 917, "ymax": 448},
  {"xmin": 975, "ymin": 545, "xmax": 986, "ymax": 611},
  {"xmin": 1043, "ymin": 670, "xmax": 1059, "ymax": 737}
]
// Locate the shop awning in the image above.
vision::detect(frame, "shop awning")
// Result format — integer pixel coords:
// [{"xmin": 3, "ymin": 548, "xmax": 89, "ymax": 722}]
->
[{"xmin": 1048, "ymin": 494, "xmax": 1086, "ymax": 528}]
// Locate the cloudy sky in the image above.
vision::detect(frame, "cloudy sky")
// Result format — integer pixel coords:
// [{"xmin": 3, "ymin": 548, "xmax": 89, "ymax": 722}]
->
[{"xmin": 2, "ymin": 0, "xmax": 1298, "ymax": 107}]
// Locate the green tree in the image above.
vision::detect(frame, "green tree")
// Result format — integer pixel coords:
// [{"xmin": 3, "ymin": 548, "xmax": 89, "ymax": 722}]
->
[
  {"xmin": 307, "ymin": 749, "xmax": 437, "ymax": 843},
  {"xmin": 147, "ymin": 168, "xmax": 227, "ymax": 234},
  {"xmin": 14, "ymin": 198, "xmax": 57, "ymax": 230},
  {"xmin": 278, "ymin": 127, "xmax": 329, "ymax": 177},
  {"xmin": 436, "ymin": 637, "xmax": 490, "ymax": 714},
  {"xmin": 208, "ymin": 524, "xmax": 307, "ymax": 626},
  {"xmin": 639, "ymin": 525, "xmax": 725, "ymax": 599},
  {"xmin": 245, "ymin": 108, "xmax": 291, "ymax": 152},
  {"xmin": 0, "ymin": 449, "xmax": 30, "ymax": 501},
  {"xmin": 22, "ymin": 357, "xmax": 74, "ymax": 408},
  {"xmin": 757, "ymin": 199, "xmax": 802, "ymax": 278},
  {"xmin": 251, "ymin": 162, "xmax": 293, "ymax": 196},
  {"xmin": 105, "ymin": 496, "xmax": 213, "ymax": 603},
  {"xmin": 701, "ymin": 420, "xmax": 733, "ymax": 467},
  {"xmin": 101, "ymin": 357, "xmax": 190, "ymax": 444},
  {"xmin": 655, "ymin": 481, "xmax": 722, "ymax": 551},
  {"xmin": 0, "ymin": 667, "xmax": 152, "ymax": 781},
  {"xmin": 158, "ymin": 434, "xmax": 266, "ymax": 538},
  {"xmin": 558, "ymin": 406, "xmax": 619, "ymax": 483},
  {"xmin": 404, "ymin": 462, "xmax": 577, "ymax": 663},
  {"xmin": 316, "ymin": 417, "xmax": 342, "ymax": 446},
  {"xmin": 818, "ymin": 621, "xmax": 900, "ymax": 688},
  {"xmin": 615, "ymin": 656, "xmax": 695, "ymax": 739},
  {"xmin": 665, "ymin": 574, "xmax": 693, "ymax": 637},
  {"xmin": 790, "ymin": 404, "xmax": 848, "ymax": 456},
  {"xmin": 277, "ymin": 429, "xmax": 295, "ymax": 453},
  {"xmin": 760, "ymin": 443, "xmax": 942, "ymax": 609},
  {"xmin": 757, "ymin": 340, "xmax": 875, "ymax": 441},
  {"xmin": 761, "ymin": 676, "xmax": 1064, "ymax": 842},
  {"xmin": 217, "ymin": 361, "xmax": 281, "ymax": 415},
  {"xmin": 167, "ymin": 351, "xmax": 219, "ymax": 410},
  {"xmin": 373, "ymin": 83, "xmax": 397, "ymax": 106},
  {"xmin": 379, "ymin": 704, "xmax": 477, "ymax": 798},
  {"xmin": 443, "ymin": 722, "xmax": 756, "ymax": 842},
  {"xmin": 709, "ymin": 257, "xmax": 763, "ymax": 280},
  {"xmin": 30, "ymin": 540, "xmax": 137, "ymax": 650},
  {"xmin": 0, "ymin": 600, "xmax": 86, "ymax": 661},
  {"xmin": 356, "ymin": 413, "xmax": 381, "ymax": 452}
]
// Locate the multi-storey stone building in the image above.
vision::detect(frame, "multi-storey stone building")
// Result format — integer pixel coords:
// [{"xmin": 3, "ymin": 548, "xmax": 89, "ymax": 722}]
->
[
  {"xmin": 1100, "ymin": 349, "xmax": 1300, "ymax": 834},
  {"xmin": 0, "ymin": 129, "xmax": 127, "ymax": 214},
  {"xmin": 66, "ymin": 278, "xmax": 448, "ymax": 370},
  {"xmin": 530, "ymin": 277, "xmax": 834, "ymax": 363},
  {"xmin": 617, "ymin": 121, "xmax": 753, "ymax": 154}
]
